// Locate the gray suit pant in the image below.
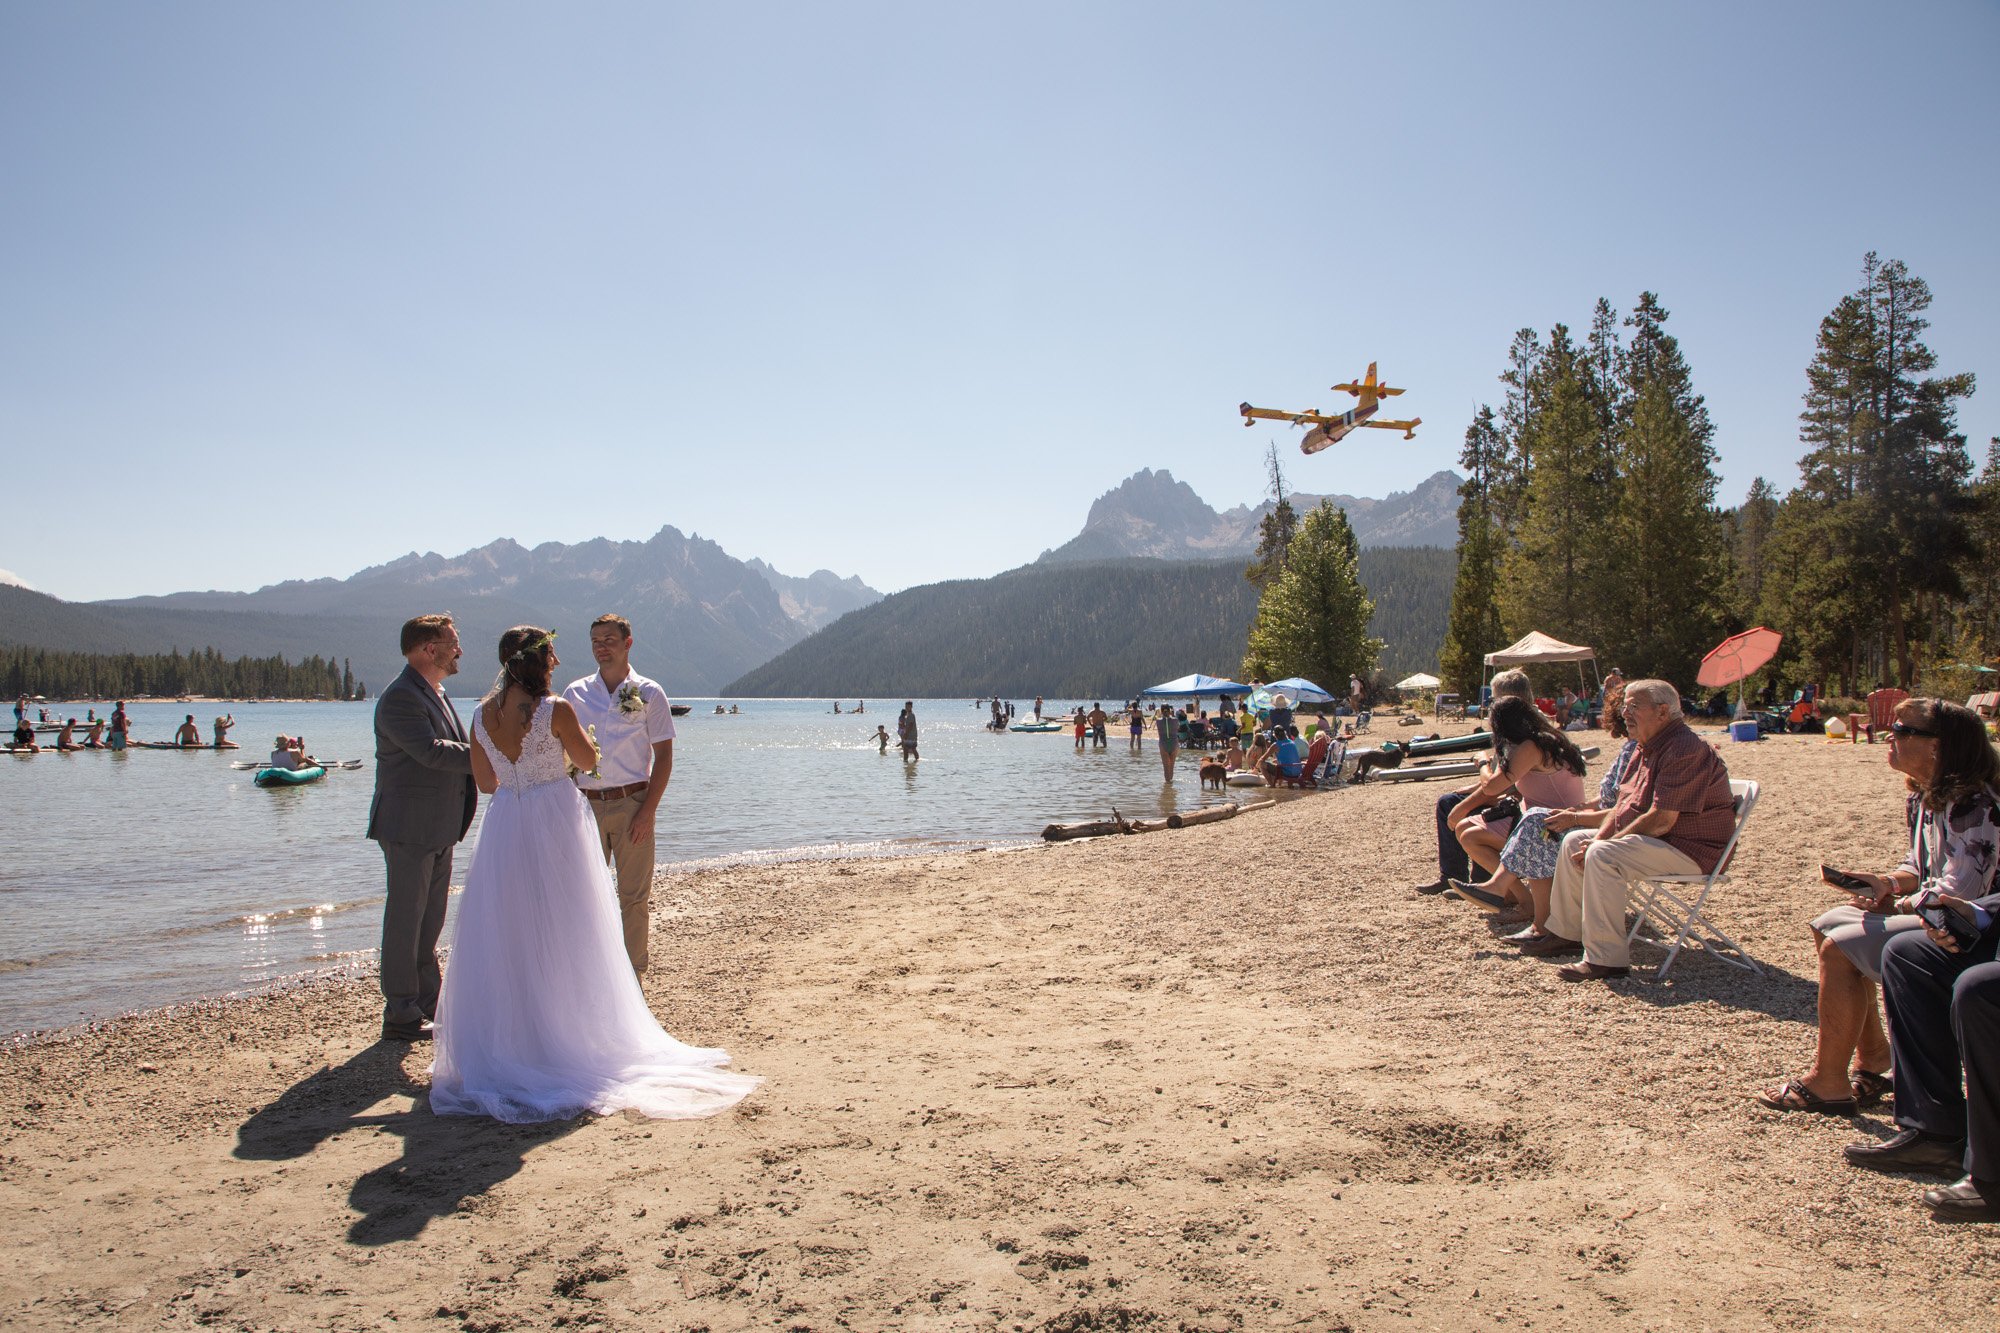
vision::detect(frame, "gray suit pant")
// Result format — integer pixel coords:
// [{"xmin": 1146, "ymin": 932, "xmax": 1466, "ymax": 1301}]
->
[{"xmin": 380, "ymin": 840, "xmax": 454, "ymax": 1025}]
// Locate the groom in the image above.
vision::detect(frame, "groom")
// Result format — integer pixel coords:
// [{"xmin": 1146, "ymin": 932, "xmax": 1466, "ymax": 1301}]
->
[
  {"xmin": 367, "ymin": 613, "xmax": 477, "ymax": 1042},
  {"xmin": 563, "ymin": 613, "xmax": 676, "ymax": 976}
]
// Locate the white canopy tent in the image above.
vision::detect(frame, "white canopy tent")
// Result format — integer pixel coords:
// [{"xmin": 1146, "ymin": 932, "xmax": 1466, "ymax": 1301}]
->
[
  {"xmin": 1395, "ymin": 672, "xmax": 1441, "ymax": 691},
  {"xmin": 1482, "ymin": 631, "xmax": 1600, "ymax": 699}
]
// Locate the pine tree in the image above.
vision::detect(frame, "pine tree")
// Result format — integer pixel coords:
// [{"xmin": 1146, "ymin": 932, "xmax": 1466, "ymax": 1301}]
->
[
  {"xmin": 1241, "ymin": 501, "xmax": 1382, "ymax": 691},
  {"xmin": 1440, "ymin": 405, "xmax": 1508, "ymax": 693},
  {"xmin": 1245, "ymin": 443, "xmax": 1298, "ymax": 591},
  {"xmin": 1498, "ymin": 325, "xmax": 1612, "ymax": 648},
  {"xmin": 1729, "ymin": 478, "xmax": 1780, "ymax": 626},
  {"xmin": 1780, "ymin": 254, "xmax": 1977, "ymax": 688},
  {"xmin": 1602, "ymin": 292, "xmax": 1724, "ymax": 680}
]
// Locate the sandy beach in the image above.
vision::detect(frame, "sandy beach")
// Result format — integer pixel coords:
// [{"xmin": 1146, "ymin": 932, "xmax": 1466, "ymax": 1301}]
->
[{"xmin": 6, "ymin": 726, "xmax": 1999, "ymax": 1331}]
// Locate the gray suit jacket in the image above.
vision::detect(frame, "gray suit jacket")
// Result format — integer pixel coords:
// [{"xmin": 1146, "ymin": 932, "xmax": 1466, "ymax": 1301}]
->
[{"xmin": 366, "ymin": 664, "xmax": 476, "ymax": 848}]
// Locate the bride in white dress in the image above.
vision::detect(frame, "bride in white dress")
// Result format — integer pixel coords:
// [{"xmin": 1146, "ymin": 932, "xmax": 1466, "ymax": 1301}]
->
[{"xmin": 429, "ymin": 625, "xmax": 758, "ymax": 1123}]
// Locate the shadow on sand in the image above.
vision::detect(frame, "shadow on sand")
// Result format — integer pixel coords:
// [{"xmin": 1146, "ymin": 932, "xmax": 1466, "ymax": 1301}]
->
[{"xmin": 234, "ymin": 1040, "xmax": 582, "ymax": 1245}]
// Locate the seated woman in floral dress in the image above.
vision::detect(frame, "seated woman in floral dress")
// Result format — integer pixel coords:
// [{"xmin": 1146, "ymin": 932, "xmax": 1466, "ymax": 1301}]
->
[{"xmin": 1757, "ymin": 697, "xmax": 2000, "ymax": 1114}]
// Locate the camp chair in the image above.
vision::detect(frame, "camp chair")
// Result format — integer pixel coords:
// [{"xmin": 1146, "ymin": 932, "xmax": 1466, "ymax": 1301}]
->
[
  {"xmin": 1623, "ymin": 778, "xmax": 1761, "ymax": 980},
  {"xmin": 1866, "ymin": 688, "xmax": 1909, "ymax": 740}
]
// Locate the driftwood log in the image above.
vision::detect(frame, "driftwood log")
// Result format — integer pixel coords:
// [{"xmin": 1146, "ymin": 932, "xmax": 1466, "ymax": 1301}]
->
[
  {"xmin": 1167, "ymin": 797, "xmax": 1275, "ymax": 829},
  {"xmin": 1043, "ymin": 797, "xmax": 1278, "ymax": 841}
]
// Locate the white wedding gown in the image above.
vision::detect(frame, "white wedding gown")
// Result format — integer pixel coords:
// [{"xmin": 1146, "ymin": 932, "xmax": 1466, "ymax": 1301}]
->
[{"xmin": 428, "ymin": 696, "xmax": 759, "ymax": 1122}]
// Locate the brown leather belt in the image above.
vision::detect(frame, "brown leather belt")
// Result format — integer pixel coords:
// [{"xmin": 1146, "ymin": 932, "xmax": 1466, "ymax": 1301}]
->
[{"xmin": 580, "ymin": 781, "xmax": 648, "ymax": 801}]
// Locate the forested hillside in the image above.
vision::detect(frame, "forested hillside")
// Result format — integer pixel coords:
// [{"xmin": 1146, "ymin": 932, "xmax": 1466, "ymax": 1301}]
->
[
  {"xmin": 3, "ymin": 645, "xmax": 359, "ymax": 701},
  {"xmin": 723, "ymin": 548, "xmax": 1451, "ymax": 697}
]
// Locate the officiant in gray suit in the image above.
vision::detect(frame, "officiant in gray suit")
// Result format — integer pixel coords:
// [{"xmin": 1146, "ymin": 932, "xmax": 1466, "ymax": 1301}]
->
[{"xmin": 367, "ymin": 613, "xmax": 477, "ymax": 1042}]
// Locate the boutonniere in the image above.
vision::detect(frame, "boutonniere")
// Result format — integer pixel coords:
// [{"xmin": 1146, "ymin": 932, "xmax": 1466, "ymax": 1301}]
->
[{"xmin": 617, "ymin": 683, "xmax": 646, "ymax": 716}]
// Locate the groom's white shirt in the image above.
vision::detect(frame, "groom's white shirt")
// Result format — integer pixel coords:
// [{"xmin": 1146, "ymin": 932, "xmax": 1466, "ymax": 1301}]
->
[{"xmin": 562, "ymin": 670, "xmax": 676, "ymax": 788}]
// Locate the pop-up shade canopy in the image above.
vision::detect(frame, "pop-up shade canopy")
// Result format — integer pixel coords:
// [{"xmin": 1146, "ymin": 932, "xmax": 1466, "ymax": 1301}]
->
[
  {"xmin": 1482, "ymin": 631, "xmax": 1599, "ymax": 698},
  {"xmin": 1396, "ymin": 672, "xmax": 1442, "ymax": 690},
  {"xmin": 1483, "ymin": 631, "xmax": 1597, "ymax": 666},
  {"xmin": 1141, "ymin": 673, "xmax": 1249, "ymax": 698}
]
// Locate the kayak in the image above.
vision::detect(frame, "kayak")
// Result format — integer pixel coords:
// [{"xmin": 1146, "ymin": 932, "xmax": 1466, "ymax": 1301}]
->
[
  {"xmin": 1009, "ymin": 723, "xmax": 1063, "ymax": 732},
  {"xmin": 254, "ymin": 764, "xmax": 327, "ymax": 788}
]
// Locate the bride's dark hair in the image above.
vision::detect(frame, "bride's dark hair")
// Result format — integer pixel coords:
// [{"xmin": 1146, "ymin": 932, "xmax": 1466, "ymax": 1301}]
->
[{"xmin": 487, "ymin": 625, "xmax": 554, "ymax": 703}]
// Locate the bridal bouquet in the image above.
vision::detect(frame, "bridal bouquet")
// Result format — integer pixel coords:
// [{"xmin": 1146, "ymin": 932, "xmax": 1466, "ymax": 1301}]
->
[{"xmin": 567, "ymin": 724, "xmax": 602, "ymax": 779}]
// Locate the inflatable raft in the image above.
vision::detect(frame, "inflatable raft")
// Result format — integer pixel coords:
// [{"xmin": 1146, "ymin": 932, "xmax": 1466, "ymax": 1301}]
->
[
  {"xmin": 1009, "ymin": 722, "xmax": 1063, "ymax": 732},
  {"xmin": 253, "ymin": 764, "xmax": 327, "ymax": 788}
]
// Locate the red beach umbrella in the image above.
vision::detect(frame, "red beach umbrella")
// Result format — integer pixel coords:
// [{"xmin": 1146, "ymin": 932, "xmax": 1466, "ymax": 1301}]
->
[{"xmin": 1697, "ymin": 627, "xmax": 1783, "ymax": 690}]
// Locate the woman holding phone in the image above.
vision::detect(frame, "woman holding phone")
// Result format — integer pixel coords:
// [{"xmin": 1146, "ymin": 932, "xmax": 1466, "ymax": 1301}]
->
[{"xmin": 1757, "ymin": 697, "xmax": 2000, "ymax": 1114}]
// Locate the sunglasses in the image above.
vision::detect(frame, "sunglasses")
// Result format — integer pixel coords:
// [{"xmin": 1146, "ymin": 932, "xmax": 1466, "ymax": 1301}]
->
[{"xmin": 1890, "ymin": 721, "xmax": 1937, "ymax": 739}]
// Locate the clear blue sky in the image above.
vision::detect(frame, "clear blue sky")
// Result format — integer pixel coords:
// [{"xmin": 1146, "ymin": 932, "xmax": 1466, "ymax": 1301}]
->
[{"xmin": 3, "ymin": 2, "xmax": 1994, "ymax": 602}]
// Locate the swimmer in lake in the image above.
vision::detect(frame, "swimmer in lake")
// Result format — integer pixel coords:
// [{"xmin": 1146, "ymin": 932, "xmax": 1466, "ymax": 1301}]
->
[
  {"xmin": 870, "ymin": 724, "xmax": 891, "ymax": 753},
  {"xmin": 175, "ymin": 714, "xmax": 202, "ymax": 747}
]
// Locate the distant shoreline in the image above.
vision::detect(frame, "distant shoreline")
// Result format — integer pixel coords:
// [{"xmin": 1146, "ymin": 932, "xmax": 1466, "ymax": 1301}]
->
[{"xmin": 18, "ymin": 696, "xmax": 365, "ymax": 706}]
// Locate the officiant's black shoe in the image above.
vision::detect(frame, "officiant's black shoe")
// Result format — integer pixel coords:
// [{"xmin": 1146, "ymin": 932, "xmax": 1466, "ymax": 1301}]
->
[
  {"xmin": 1843, "ymin": 1128, "xmax": 1963, "ymax": 1176},
  {"xmin": 1413, "ymin": 879, "xmax": 1449, "ymax": 896},
  {"xmin": 1924, "ymin": 1176, "xmax": 2000, "ymax": 1221},
  {"xmin": 382, "ymin": 1018, "xmax": 435, "ymax": 1043}
]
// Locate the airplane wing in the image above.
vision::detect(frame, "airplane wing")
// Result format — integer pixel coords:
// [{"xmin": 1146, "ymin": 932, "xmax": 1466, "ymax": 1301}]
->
[
  {"xmin": 1239, "ymin": 403, "xmax": 1332, "ymax": 427},
  {"xmin": 1360, "ymin": 417, "xmax": 1422, "ymax": 439}
]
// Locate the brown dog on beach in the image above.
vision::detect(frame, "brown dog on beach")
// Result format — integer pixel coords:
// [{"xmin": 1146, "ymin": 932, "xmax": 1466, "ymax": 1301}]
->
[{"xmin": 1198, "ymin": 758, "xmax": 1229, "ymax": 791}]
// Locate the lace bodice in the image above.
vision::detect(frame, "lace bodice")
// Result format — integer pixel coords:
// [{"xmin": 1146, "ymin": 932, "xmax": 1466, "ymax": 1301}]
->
[{"xmin": 473, "ymin": 696, "xmax": 570, "ymax": 793}]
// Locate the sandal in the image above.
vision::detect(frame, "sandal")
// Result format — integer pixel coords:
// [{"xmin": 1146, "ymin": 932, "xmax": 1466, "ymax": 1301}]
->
[
  {"xmin": 1850, "ymin": 1069, "xmax": 1893, "ymax": 1108},
  {"xmin": 1755, "ymin": 1077, "xmax": 1857, "ymax": 1116}
]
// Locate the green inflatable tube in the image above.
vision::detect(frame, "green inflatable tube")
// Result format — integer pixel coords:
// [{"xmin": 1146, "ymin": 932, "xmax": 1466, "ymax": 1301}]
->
[{"xmin": 254, "ymin": 764, "xmax": 327, "ymax": 788}]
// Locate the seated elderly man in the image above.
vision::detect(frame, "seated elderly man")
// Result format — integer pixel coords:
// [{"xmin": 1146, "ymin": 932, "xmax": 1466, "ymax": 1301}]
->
[
  {"xmin": 1412, "ymin": 669, "xmax": 1536, "ymax": 896},
  {"xmin": 1845, "ymin": 886, "xmax": 2000, "ymax": 1220},
  {"xmin": 1521, "ymin": 678, "xmax": 1736, "ymax": 981}
]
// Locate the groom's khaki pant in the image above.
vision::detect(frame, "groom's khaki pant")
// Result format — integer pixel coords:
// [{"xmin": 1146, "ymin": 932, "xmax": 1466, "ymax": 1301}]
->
[
  {"xmin": 1547, "ymin": 829, "xmax": 1701, "ymax": 968},
  {"xmin": 586, "ymin": 791, "xmax": 655, "ymax": 974}
]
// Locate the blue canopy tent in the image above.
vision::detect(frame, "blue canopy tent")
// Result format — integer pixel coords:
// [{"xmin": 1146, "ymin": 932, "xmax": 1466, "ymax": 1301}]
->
[{"xmin": 1141, "ymin": 673, "xmax": 1250, "ymax": 699}]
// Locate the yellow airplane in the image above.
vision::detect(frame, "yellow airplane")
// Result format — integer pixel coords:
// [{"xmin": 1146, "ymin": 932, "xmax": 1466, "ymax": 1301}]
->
[{"xmin": 1239, "ymin": 362, "xmax": 1422, "ymax": 454}]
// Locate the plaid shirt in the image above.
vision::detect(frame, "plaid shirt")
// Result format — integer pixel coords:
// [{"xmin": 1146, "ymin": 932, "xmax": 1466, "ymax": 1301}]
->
[{"xmin": 1605, "ymin": 718, "xmax": 1736, "ymax": 873}]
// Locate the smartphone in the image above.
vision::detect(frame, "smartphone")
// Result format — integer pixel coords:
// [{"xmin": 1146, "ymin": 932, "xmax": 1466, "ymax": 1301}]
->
[
  {"xmin": 1914, "ymin": 890, "xmax": 1983, "ymax": 950},
  {"xmin": 1821, "ymin": 864, "xmax": 1873, "ymax": 892}
]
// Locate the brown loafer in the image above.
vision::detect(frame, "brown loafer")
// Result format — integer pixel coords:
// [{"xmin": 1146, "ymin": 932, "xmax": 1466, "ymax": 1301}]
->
[
  {"xmin": 1558, "ymin": 961, "xmax": 1630, "ymax": 982},
  {"xmin": 1517, "ymin": 932, "xmax": 1582, "ymax": 957}
]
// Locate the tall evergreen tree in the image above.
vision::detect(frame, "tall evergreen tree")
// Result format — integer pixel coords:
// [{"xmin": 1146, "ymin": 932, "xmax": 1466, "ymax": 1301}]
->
[
  {"xmin": 1245, "ymin": 443, "xmax": 1298, "ymax": 591},
  {"xmin": 1603, "ymin": 293, "xmax": 1724, "ymax": 679},
  {"xmin": 1780, "ymin": 254, "xmax": 1977, "ymax": 687},
  {"xmin": 1498, "ymin": 325, "xmax": 1612, "ymax": 648},
  {"xmin": 1729, "ymin": 477, "xmax": 1780, "ymax": 627},
  {"xmin": 1241, "ymin": 501, "xmax": 1382, "ymax": 690},
  {"xmin": 1440, "ymin": 405, "xmax": 1508, "ymax": 693}
]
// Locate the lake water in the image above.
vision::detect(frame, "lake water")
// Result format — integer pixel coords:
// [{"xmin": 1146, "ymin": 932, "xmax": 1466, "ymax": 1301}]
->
[{"xmin": 1, "ymin": 696, "xmax": 1258, "ymax": 1035}]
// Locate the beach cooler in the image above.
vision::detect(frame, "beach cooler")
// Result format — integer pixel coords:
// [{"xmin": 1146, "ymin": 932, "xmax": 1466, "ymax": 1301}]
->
[{"xmin": 1728, "ymin": 719, "xmax": 1759, "ymax": 743}]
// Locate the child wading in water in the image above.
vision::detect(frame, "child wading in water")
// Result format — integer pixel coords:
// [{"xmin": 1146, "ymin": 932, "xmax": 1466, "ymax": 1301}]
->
[{"xmin": 870, "ymin": 725, "xmax": 891, "ymax": 754}]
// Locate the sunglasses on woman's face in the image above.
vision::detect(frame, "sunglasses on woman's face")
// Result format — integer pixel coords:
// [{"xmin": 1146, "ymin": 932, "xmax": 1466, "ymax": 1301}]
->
[{"xmin": 1890, "ymin": 721, "xmax": 1937, "ymax": 739}]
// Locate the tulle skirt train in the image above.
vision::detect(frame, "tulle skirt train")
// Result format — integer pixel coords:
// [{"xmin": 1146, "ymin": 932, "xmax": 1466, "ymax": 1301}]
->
[{"xmin": 429, "ymin": 778, "xmax": 758, "ymax": 1123}]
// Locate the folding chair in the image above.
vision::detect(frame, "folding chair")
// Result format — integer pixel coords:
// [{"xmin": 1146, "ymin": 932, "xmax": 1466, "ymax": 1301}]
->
[{"xmin": 1624, "ymin": 778, "xmax": 1761, "ymax": 980}]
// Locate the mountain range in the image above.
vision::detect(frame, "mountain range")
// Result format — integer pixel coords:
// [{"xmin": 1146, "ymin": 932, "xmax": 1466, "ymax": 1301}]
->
[
  {"xmin": 1036, "ymin": 467, "xmax": 1461, "ymax": 564},
  {"xmin": 3, "ymin": 468, "xmax": 1460, "ymax": 695},
  {"xmin": 4, "ymin": 531, "xmax": 884, "ymax": 697}
]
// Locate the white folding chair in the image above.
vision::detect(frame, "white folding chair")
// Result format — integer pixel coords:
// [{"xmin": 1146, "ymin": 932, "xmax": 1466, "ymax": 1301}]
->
[{"xmin": 1624, "ymin": 778, "xmax": 1762, "ymax": 980}]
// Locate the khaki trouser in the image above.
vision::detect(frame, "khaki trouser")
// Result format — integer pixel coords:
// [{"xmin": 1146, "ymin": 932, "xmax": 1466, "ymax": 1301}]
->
[
  {"xmin": 1547, "ymin": 829, "xmax": 1701, "ymax": 969},
  {"xmin": 585, "ymin": 791, "xmax": 656, "ymax": 974}
]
